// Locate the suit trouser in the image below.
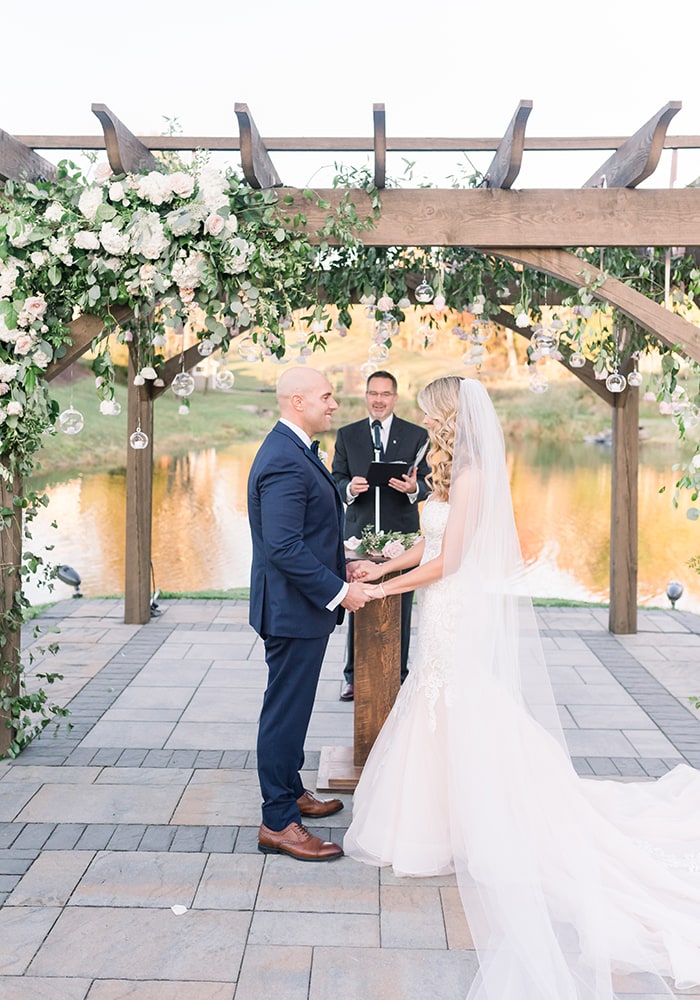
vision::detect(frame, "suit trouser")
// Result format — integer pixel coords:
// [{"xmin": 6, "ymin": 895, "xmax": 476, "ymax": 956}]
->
[
  {"xmin": 343, "ymin": 588, "xmax": 413, "ymax": 684},
  {"xmin": 258, "ymin": 633, "xmax": 330, "ymax": 830}
]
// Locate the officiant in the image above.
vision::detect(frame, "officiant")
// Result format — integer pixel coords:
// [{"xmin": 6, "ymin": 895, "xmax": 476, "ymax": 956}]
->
[{"xmin": 332, "ymin": 371, "xmax": 430, "ymax": 701}]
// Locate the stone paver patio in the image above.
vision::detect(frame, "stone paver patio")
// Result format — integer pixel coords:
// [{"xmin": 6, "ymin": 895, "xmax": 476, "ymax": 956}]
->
[{"xmin": 0, "ymin": 598, "xmax": 699, "ymax": 998}]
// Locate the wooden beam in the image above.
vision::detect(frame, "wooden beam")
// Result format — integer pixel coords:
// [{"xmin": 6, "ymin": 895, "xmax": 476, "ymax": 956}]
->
[
  {"xmin": 14, "ymin": 134, "xmax": 700, "ymax": 153},
  {"xmin": 0, "ymin": 127, "xmax": 56, "ymax": 182},
  {"xmin": 45, "ymin": 308, "xmax": 132, "ymax": 383},
  {"xmin": 234, "ymin": 103, "xmax": 281, "ymax": 189},
  {"xmin": 281, "ymin": 187, "xmax": 700, "ymax": 249},
  {"xmin": 484, "ymin": 100, "xmax": 532, "ymax": 189},
  {"xmin": 488, "ymin": 247, "xmax": 700, "ymax": 365},
  {"xmin": 124, "ymin": 345, "xmax": 154, "ymax": 625},
  {"xmin": 609, "ymin": 386, "xmax": 639, "ymax": 634},
  {"xmin": 584, "ymin": 101, "xmax": 682, "ymax": 189},
  {"xmin": 373, "ymin": 103, "xmax": 386, "ymax": 189},
  {"xmin": 92, "ymin": 104, "xmax": 159, "ymax": 175}
]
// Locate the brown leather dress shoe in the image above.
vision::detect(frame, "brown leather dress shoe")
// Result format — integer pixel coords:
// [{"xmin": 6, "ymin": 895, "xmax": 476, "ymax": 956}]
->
[
  {"xmin": 258, "ymin": 822, "xmax": 343, "ymax": 862},
  {"xmin": 297, "ymin": 789, "xmax": 344, "ymax": 818},
  {"xmin": 340, "ymin": 682, "xmax": 354, "ymax": 701}
]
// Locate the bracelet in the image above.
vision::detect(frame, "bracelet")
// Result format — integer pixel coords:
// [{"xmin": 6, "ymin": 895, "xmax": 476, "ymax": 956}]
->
[{"xmin": 378, "ymin": 583, "xmax": 387, "ymax": 599}]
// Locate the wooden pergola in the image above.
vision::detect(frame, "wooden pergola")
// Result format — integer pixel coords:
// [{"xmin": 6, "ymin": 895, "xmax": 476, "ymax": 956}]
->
[{"xmin": 2, "ymin": 99, "xmax": 700, "ymax": 688}]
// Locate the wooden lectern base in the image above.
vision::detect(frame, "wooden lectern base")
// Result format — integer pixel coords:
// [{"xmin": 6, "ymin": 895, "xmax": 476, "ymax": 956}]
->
[{"xmin": 316, "ymin": 574, "xmax": 402, "ymax": 793}]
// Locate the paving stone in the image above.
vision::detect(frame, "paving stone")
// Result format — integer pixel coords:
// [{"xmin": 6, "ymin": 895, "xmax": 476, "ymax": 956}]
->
[
  {"xmin": 11, "ymin": 824, "xmax": 56, "ymax": 849},
  {"xmin": 74, "ymin": 825, "xmax": 117, "ymax": 851},
  {"xmin": 234, "ymin": 944, "xmax": 311, "ymax": 1000},
  {"xmin": 69, "ymin": 851, "xmax": 206, "ymax": 907},
  {"xmin": 43, "ymin": 824, "xmax": 87, "ymax": 849},
  {"xmin": 139, "ymin": 825, "xmax": 177, "ymax": 852},
  {"xmin": 309, "ymin": 946, "xmax": 477, "ymax": 1000},
  {"xmin": 380, "ymin": 884, "xmax": 447, "ymax": 948},
  {"xmin": 0, "ymin": 824, "xmax": 22, "ymax": 848},
  {"xmin": 248, "ymin": 910, "xmax": 378, "ymax": 947},
  {"xmin": 0, "ymin": 905, "xmax": 63, "ymax": 974},
  {"xmin": 5, "ymin": 851, "xmax": 94, "ymax": 906},
  {"xmin": 257, "ymin": 853, "xmax": 377, "ymax": 913},
  {"xmin": 16, "ymin": 784, "xmax": 182, "ymax": 825},
  {"xmin": 85, "ymin": 982, "xmax": 233, "ymax": 1000},
  {"xmin": 106, "ymin": 825, "xmax": 147, "ymax": 851},
  {"xmin": 170, "ymin": 826, "xmax": 208, "ymax": 852},
  {"xmin": 234, "ymin": 826, "xmax": 262, "ymax": 854},
  {"xmin": 0, "ymin": 975, "xmax": 91, "ymax": 999},
  {"xmin": 201, "ymin": 826, "xmax": 238, "ymax": 854},
  {"xmin": 194, "ymin": 853, "xmax": 263, "ymax": 909}
]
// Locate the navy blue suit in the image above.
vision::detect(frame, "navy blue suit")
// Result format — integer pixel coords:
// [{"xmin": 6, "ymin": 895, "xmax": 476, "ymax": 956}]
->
[{"xmin": 248, "ymin": 421, "xmax": 346, "ymax": 829}]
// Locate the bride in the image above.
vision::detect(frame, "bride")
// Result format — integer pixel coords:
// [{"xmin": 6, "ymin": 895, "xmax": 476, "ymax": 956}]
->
[{"xmin": 344, "ymin": 375, "xmax": 700, "ymax": 1000}]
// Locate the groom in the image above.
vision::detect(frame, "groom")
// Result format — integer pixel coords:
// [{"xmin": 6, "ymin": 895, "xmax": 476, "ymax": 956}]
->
[{"xmin": 248, "ymin": 366, "xmax": 369, "ymax": 862}]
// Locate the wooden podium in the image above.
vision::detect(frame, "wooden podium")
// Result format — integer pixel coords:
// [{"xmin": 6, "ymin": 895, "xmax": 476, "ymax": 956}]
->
[{"xmin": 317, "ymin": 579, "xmax": 401, "ymax": 792}]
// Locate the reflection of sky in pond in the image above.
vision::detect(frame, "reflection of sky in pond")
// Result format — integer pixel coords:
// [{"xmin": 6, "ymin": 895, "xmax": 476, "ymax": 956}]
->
[{"xmin": 25, "ymin": 439, "xmax": 700, "ymax": 615}]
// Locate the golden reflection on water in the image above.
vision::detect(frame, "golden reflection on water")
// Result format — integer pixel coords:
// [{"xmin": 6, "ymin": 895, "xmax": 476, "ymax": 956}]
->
[{"xmin": 27, "ymin": 438, "xmax": 700, "ymax": 614}]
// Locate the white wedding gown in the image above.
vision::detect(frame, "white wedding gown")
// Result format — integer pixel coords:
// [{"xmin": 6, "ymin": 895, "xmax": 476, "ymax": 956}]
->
[{"xmin": 344, "ymin": 499, "xmax": 700, "ymax": 1000}]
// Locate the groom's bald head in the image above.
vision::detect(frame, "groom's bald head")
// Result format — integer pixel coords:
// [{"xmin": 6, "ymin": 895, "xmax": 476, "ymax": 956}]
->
[{"xmin": 276, "ymin": 366, "xmax": 338, "ymax": 436}]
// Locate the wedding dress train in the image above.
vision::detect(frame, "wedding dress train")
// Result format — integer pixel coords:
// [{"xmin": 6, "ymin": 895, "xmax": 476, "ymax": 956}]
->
[{"xmin": 344, "ymin": 498, "xmax": 700, "ymax": 1000}]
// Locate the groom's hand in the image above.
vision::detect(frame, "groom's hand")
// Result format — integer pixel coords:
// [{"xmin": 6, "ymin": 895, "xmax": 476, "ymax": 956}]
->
[{"xmin": 341, "ymin": 581, "xmax": 370, "ymax": 611}]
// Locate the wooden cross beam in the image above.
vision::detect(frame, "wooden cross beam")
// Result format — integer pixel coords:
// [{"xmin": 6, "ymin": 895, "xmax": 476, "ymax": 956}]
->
[
  {"xmin": 234, "ymin": 103, "xmax": 281, "ymax": 189},
  {"xmin": 583, "ymin": 101, "xmax": 682, "ymax": 188},
  {"xmin": 373, "ymin": 103, "xmax": 386, "ymax": 189},
  {"xmin": 0, "ymin": 127, "xmax": 57, "ymax": 183},
  {"xmin": 44, "ymin": 308, "xmax": 132, "ymax": 383},
  {"xmin": 92, "ymin": 104, "xmax": 160, "ymax": 175},
  {"xmin": 484, "ymin": 100, "xmax": 533, "ymax": 189}
]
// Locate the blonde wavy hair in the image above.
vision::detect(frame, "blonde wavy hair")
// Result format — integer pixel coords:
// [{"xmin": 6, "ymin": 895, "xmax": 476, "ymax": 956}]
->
[{"xmin": 416, "ymin": 376, "xmax": 463, "ymax": 502}]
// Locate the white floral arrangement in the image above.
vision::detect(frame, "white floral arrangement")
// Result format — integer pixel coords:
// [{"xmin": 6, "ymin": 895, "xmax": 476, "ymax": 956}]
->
[{"xmin": 345, "ymin": 526, "xmax": 422, "ymax": 560}]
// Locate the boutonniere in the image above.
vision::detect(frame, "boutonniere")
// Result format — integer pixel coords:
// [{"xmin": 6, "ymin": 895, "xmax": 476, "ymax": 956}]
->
[{"xmin": 318, "ymin": 449, "xmax": 328, "ymax": 465}]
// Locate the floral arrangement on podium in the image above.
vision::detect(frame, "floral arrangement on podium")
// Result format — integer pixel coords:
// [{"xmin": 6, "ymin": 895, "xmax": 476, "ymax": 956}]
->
[{"xmin": 345, "ymin": 526, "xmax": 422, "ymax": 560}]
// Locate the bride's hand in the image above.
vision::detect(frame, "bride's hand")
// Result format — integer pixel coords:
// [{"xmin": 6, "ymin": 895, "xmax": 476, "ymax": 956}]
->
[
  {"xmin": 364, "ymin": 584, "xmax": 385, "ymax": 600},
  {"xmin": 349, "ymin": 560, "xmax": 382, "ymax": 581}
]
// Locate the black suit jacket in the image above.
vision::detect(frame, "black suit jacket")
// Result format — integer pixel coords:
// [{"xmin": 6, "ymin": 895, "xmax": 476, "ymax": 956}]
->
[{"xmin": 332, "ymin": 415, "xmax": 430, "ymax": 539}]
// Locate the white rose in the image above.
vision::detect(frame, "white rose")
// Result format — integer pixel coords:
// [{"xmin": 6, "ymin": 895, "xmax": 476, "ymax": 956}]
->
[
  {"xmin": 30, "ymin": 250, "xmax": 49, "ymax": 267},
  {"xmin": 109, "ymin": 181, "xmax": 126, "ymax": 202},
  {"xmin": 377, "ymin": 295, "xmax": 394, "ymax": 312},
  {"xmin": 24, "ymin": 295, "xmax": 47, "ymax": 318},
  {"xmin": 221, "ymin": 237, "xmax": 251, "ymax": 275},
  {"xmin": 0, "ymin": 382, "xmax": 8, "ymax": 396},
  {"xmin": 204, "ymin": 213, "xmax": 225, "ymax": 236},
  {"xmin": 515, "ymin": 312, "xmax": 531, "ymax": 328},
  {"xmin": 74, "ymin": 230, "xmax": 100, "ymax": 250},
  {"xmin": 139, "ymin": 366, "xmax": 157, "ymax": 380},
  {"xmin": 99, "ymin": 399, "xmax": 120, "ymax": 415},
  {"xmin": 433, "ymin": 295, "xmax": 446, "ymax": 310},
  {"xmin": 139, "ymin": 263, "xmax": 157, "ymax": 282},
  {"xmin": 170, "ymin": 171, "xmax": 195, "ymax": 198},
  {"xmin": 6, "ymin": 400, "xmax": 23, "ymax": 416},
  {"xmin": 0, "ymin": 363, "xmax": 19, "ymax": 381},
  {"xmin": 14, "ymin": 334, "xmax": 34, "ymax": 355},
  {"xmin": 78, "ymin": 186, "xmax": 104, "ymax": 220},
  {"xmin": 94, "ymin": 162, "xmax": 114, "ymax": 184},
  {"xmin": 44, "ymin": 203, "xmax": 64, "ymax": 223},
  {"xmin": 32, "ymin": 349, "xmax": 51, "ymax": 369},
  {"xmin": 99, "ymin": 222, "xmax": 130, "ymax": 256}
]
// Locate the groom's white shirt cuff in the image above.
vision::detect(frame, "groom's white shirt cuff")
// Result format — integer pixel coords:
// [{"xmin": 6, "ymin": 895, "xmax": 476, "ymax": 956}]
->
[{"xmin": 279, "ymin": 419, "xmax": 347, "ymax": 611}]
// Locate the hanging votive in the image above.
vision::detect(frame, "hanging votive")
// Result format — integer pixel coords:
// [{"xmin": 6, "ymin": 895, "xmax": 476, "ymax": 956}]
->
[
  {"xmin": 215, "ymin": 369, "xmax": 235, "ymax": 390},
  {"xmin": 359, "ymin": 361, "xmax": 379, "ymax": 379},
  {"xmin": 627, "ymin": 369, "xmax": 643, "ymax": 388},
  {"xmin": 606, "ymin": 370, "xmax": 627, "ymax": 393},
  {"xmin": 569, "ymin": 352, "xmax": 586, "ymax": 369},
  {"xmin": 58, "ymin": 407, "xmax": 84, "ymax": 435},
  {"xmin": 368, "ymin": 343, "xmax": 390, "ymax": 363},
  {"xmin": 529, "ymin": 372, "xmax": 549, "ymax": 394},
  {"xmin": 171, "ymin": 371, "xmax": 195, "ymax": 397},
  {"xmin": 533, "ymin": 330, "xmax": 558, "ymax": 356},
  {"xmin": 129, "ymin": 426, "xmax": 149, "ymax": 449},
  {"xmin": 414, "ymin": 282, "xmax": 434, "ymax": 304},
  {"xmin": 197, "ymin": 339, "xmax": 215, "ymax": 357},
  {"xmin": 237, "ymin": 337, "xmax": 263, "ymax": 362},
  {"xmin": 99, "ymin": 399, "xmax": 122, "ymax": 416}
]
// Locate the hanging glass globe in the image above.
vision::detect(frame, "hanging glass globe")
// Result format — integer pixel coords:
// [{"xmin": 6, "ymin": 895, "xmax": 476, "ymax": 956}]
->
[
  {"xmin": 197, "ymin": 339, "xmax": 215, "ymax": 357},
  {"xmin": 627, "ymin": 369, "xmax": 643, "ymax": 388},
  {"xmin": 99, "ymin": 399, "xmax": 122, "ymax": 416},
  {"xmin": 359, "ymin": 361, "xmax": 379, "ymax": 379},
  {"xmin": 606, "ymin": 371, "xmax": 627, "ymax": 393},
  {"xmin": 129, "ymin": 428, "xmax": 149, "ymax": 449},
  {"xmin": 237, "ymin": 337, "xmax": 263, "ymax": 362},
  {"xmin": 529, "ymin": 372, "xmax": 549, "ymax": 394},
  {"xmin": 569, "ymin": 352, "xmax": 586, "ymax": 369},
  {"xmin": 533, "ymin": 330, "xmax": 558, "ymax": 356},
  {"xmin": 368, "ymin": 343, "xmax": 390, "ymax": 363},
  {"xmin": 470, "ymin": 321, "xmax": 491, "ymax": 344},
  {"xmin": 414, "ymin": 282, "xmax": 434, "ymax": 304},
  {"xmin": 215, "ymin": 369, "xmax": 235, "ymax": 390},
  {"xmin": 171, "ymin": 371, "xmax": 195, "ymax": 397},
  {"xmin": 58, "ymin": 406, "xmax": 84, "ymax": 435}
]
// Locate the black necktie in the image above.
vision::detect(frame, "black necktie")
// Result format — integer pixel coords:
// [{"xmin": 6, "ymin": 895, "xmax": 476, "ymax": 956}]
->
[
  {"xmin": 310, "ymin": 440, "xmax": 320, "ymax": 456},
  {"xmin": 372, "ymin": 420, "xmax": 384, "ymax": 459}
]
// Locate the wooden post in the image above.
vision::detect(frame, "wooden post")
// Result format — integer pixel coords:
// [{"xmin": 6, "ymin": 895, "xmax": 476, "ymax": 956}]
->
[
  {"xmin": 0, "ymin": 463, "xmax": 22, "ymax": 756},
  {"xmin": 124, "ymin": 346, "xmax": 154, "ymax": 624},
  {"xmin": 609, "ymin": 386, "xmax": 639, "ymax": 634},
  {"xmin": 316, "ymin": 572, "xmax": 402, "ymax": 790}
]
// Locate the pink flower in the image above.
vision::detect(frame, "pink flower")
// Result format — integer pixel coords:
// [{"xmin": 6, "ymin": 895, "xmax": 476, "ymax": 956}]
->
[
  {"xmin": 433, "ymin": 295, "xmax": 446, "ymax": 311},
  {"xmin": 382, "ymin": 540, "xmax": 406, "ymax": 559},
  {"xmin": 377, "ymin": 295, "xmax": 394, "ymax": 311},
  {"xmin": 7, "ymin": 400, "xmax": 23, "ymax": 416},
  {"xmin": 0, "ymin": 383, "xmax": 9, "ymax": 396},
  {"xmin": 204, "ymin": 213, "xmax": 225, "ymax": 236},
  {"xmin": 24, "ymin": 295, "xmax": 47, "ymax": 319},
  {"xmin": 658, "ymin": 401, "xmax": 674, "ymax": 415},
  {"xmin": 14, "ymin": 334, "xmax": 34, "ymax": 355},
  {"xmin": 94, "ymin": 162, "xmax": 114, "ymax": 184}
]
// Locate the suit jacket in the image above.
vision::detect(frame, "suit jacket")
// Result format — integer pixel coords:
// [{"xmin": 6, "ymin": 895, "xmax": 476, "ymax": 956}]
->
[
  {"xmin": 248, "ymin": 422, "xmax": 346, "ymax": 639},
  {"xmin": 332, "ymin": 414, "xmax": 430, "ymax": 539}
]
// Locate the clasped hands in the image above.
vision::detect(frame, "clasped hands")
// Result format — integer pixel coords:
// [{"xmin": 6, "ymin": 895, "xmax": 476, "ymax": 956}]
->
[{"xmin": 346, "ymin": 559, "xmax": 387, "ymax": 602}]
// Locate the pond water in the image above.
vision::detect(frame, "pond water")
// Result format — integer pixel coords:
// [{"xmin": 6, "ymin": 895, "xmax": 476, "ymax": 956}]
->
[{"xmin": 25, "ymin": 437, "xmax": 700, "ymax": 614}]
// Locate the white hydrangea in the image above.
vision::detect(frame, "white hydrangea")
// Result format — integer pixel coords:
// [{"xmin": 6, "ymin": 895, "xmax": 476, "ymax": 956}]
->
[
  {"xmin": 99, "ymin": 222, "xmax": 130, "ymax": 256},
  {"xmin": 221, "ymin": 237, "xmax": 252, "ymax": 275},
  {"xmin": 135, "ymin": 171, "xmax": 174, "ymax": 206},
  {"xmin": 197, "ymin": 167, "xmax": 228, "ymax": 212},
  {"xmin": 109, "ymin": 181, "xmax": 126, "ymax": 203},
  {"xmin": 44, "ymin": 203, "xmax": 64, "ymax": 223},
  {"xmin": 30, "ymin": 250, "xmax": 49, "ymax": 267},
  {"xmin": 172, "ymin": 251, "xmax": 207, "ymax": 289},
  {"xmin": 48, "ymin": 235, "xmax": 73, "ymax": 265},
  {"xmin": 0, "ymin": 318, "xmax": 17, "ymax": 343},
  {"xmin": 165, "ymin": 206, "xmax": 203, "ymax": 237},
  {"xmin": 78, "ymin": 186, "xmax": 104, "ymax": 220},
  {"xmin": 0, "ymin": 362, "xmax": 20, "ymax": 381},
  {"xmin": 128, "ymin": 210, "xmax": 169, "ymax": 260},
  {"xmin": 32, "ymin": 349, "xmax": 51, "ymax": 369},
  {"xmin": 74, "ymin": 230, "xmax": 101, "ymax": 251},
  {"xmin": 0, "ymin": 258, "xmax": 20, "ymax": 297}
]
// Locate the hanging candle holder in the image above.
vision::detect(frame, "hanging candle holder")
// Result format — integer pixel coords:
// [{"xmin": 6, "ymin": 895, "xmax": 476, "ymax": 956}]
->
[
  {"xmin": 197, "ymin": 339, "xmax": 215, "ymax": 357},
  {"xmin": 605, "ymin": 322, "xmax": 627, "ymax": 393},
  {"xmin": 171, "ymin": 371, "xmax": 195, "ymax": 397},
  {"xmin": 58, "ymin": 406, "xmax": 84, "ymax": 435},
  {"xmin": 569, "ymin": 352, "xmax": 586, "ymax": 369},
  {"xmin": 215, "ymin": 368, "xmax": 235, "ymax": 390},
  {"xmin": 129, "ymin": 421, "xmax": 149, "ymax": 450},
  {"xmin": 529, "ymin": 370, "xmax": 549, "ymax": 394},
  {"xmin": 627, "ymin": 352, "xmax": 642, "ymax": 388},
  {"xmin": 414, "ymin": 266, "xmax": 434, "ymax": 304}
]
